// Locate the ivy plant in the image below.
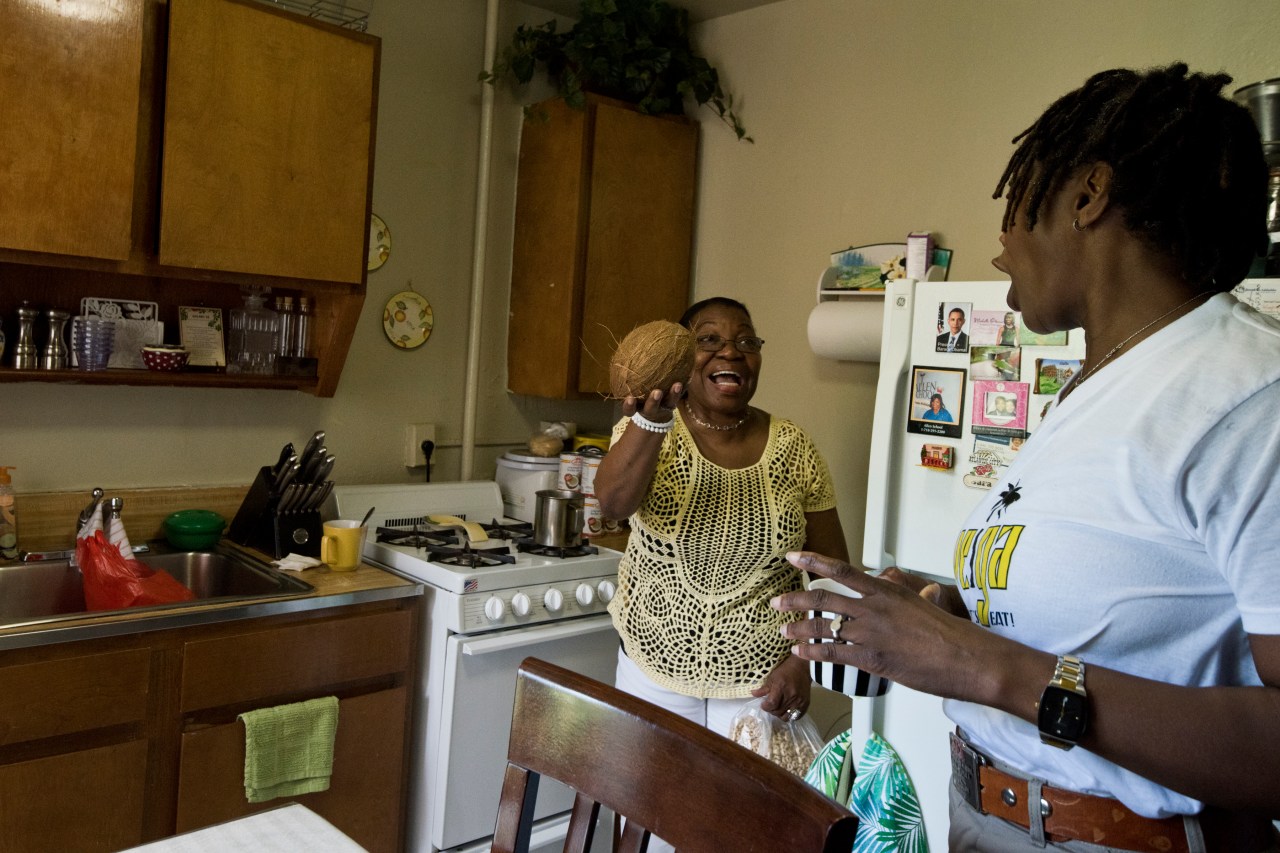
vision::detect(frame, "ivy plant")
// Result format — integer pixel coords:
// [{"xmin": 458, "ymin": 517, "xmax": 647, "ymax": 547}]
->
[{"xmin": 481, "ymin": 0, "xmax": 751, "ymax": 141}]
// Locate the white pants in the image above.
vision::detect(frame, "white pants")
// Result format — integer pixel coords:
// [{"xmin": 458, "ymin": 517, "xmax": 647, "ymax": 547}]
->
[
  {"xmin": 612, "ymin": 648, "xmax": 757, "ymax": 853},
  {"xmin": 613, "ymin": 647, "xmax": 755, "ymax": 738}
]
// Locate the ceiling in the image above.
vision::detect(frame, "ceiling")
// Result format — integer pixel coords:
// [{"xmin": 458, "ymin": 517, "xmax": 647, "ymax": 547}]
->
[{"xmin": 528, "ymin": 0, "xmax": 781, "ymax": 23}]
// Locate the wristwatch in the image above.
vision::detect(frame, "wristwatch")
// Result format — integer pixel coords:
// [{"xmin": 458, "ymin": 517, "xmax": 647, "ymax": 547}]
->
[{"xmin": 1037, "ymin": 654, "xmax": 1089, "ymax": 750}]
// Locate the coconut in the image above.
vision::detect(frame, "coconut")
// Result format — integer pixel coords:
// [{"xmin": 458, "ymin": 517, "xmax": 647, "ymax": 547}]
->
[{"xmin": 608, "ymin": 320, "xmax": 696, "ymax": 399}]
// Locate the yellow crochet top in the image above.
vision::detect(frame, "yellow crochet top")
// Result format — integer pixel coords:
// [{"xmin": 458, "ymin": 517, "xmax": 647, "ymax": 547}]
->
[{"xmin": 608, "ymin": 412, "xmax": 837, "ymax": 698}]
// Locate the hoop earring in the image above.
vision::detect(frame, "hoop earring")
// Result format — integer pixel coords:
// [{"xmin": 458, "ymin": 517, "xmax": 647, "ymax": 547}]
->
[{"xmin": 1072, "ymin": 218, "xmax": 1085, "ymax": 233}]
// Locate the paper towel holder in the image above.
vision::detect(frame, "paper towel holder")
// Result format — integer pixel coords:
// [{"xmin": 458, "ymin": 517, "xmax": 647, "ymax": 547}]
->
[{"xmin": 808, "ymin": 262, "xmax": 949, "ymax": 364}]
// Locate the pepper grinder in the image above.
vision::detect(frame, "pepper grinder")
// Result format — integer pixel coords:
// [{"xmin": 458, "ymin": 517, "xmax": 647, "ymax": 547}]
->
[
  {"xmin": 12, "ymin": 303, "xmax": 37, "ymax": 370},
  {"xmin": 40, "ymin": 309, "xmax": 69, "ymax": 370}
]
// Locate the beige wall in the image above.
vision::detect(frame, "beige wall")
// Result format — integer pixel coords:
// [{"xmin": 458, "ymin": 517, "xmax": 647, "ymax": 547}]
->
[
  {"xmin": 686, "ymin": 0, "xmax": 1280, "ymax": 564},
  {"xmin": 4, "ymin": 0, "xmax": 1277, "ymax": 564}
]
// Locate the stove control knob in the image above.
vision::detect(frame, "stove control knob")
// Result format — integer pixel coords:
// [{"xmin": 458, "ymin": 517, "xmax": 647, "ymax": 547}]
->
[
  {"xmin": 575, "ymin": 583, "xmax": 595, "ymax": 607},
  {"xmin": 596, "ymin": 580, "xmax": 616, "ymax": 603},
  {"xmin": 543, "ymin": 588, "xmax": 564, "ymax": 612},
  {"xmin": 511, "ymin": 592, "xmax": 532, "ymax": 617},
  {"xmin": 484, "ymin": 596, "xmax": 506, "ymax": 622}
]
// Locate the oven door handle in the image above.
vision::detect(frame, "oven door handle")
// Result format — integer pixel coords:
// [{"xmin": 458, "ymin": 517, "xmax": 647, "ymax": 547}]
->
[{"xmin": 460, "ymin": 615, "xmax": 615, "ymax": 657}]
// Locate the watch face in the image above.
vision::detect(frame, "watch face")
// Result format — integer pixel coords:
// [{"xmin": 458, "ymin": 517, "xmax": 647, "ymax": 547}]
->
[{"xmin": 1038, "ymin": 686, "xmax": 1089, "ymax": 741}]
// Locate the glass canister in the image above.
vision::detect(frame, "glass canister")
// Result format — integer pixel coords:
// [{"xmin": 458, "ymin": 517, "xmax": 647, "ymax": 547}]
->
[{"xmin": 226, "ymin": 287, "xmax": 279, "ymax": 375}]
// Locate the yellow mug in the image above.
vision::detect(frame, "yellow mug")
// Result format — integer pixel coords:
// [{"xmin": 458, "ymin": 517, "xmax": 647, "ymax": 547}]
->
[{"xmin": 320, "ymin": 520, "xmax": 366, "ymax": 571}]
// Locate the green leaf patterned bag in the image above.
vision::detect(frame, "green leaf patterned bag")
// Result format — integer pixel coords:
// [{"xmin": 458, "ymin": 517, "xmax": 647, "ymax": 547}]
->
[{"xmin": 803, "ymin": 731, "xmax": 929, "ymax": 853}]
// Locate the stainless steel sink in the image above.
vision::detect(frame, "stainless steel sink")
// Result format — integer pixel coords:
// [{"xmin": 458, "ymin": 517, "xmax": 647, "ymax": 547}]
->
[{"xmin": 0, "ymin": 545, "xmax": 314, "ymax": 630}]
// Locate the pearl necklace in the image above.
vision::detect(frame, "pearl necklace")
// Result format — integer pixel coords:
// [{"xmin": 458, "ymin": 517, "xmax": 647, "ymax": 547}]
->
[
  {"xmin": 1072, "ymin": 291, "xmax": 1208, "ymax": 391},
  {"xmin": 683, "ymin": 404, "xmax": 750, "ymax": 431}
]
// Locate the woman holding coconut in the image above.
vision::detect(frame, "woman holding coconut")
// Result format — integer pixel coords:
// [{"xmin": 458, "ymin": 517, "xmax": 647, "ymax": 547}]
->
[{"xmin": 595, "ymin": 296, "xmax": 849, "ymax": 738}]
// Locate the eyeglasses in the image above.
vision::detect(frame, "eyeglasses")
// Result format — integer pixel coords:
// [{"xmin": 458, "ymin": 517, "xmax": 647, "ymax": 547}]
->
[{"xmin": 694, "ymin": 334, "xmax": 765, "ymax": 353}]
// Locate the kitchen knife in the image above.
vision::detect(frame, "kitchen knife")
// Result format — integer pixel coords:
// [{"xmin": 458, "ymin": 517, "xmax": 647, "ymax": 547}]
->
[
  {"xmin": 297, "ymin": 430, "xmax": 326, "ymax": 474},
  {"xmin": 310, "ymin": 453, "xmax": 336, "ymax": 485},
  {"xmin": 273, "ymin": 459, "xmax": 300, "ymax": 494},
  {"xmin": 271, "ymin": 450, "xmax": 298, "ymax": 491},
  {"xmin": 270, "ymin": 442, "xmax": 295, "ymax": 479},
  {"xmin": 300, "ymin": 446, "xmax": 328, "ymax": 483},
  {"xmin": 310, "ymin": 480, "xmax": 335, "ymax": 512}
]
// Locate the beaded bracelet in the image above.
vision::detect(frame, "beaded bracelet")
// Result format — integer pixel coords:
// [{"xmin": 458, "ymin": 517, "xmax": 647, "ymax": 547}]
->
[{"xmin": 631, "ymin": 412, "xmax": 674, "ymax": 433}]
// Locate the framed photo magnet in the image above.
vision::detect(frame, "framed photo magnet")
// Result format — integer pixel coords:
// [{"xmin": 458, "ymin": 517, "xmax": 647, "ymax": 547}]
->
[{"xmin": 907, "ymin": 365, "xmax": 966, "ymax": 439}]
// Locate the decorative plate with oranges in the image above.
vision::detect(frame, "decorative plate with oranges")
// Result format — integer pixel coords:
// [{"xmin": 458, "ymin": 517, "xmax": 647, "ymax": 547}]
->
[{"xmin": 383, "ymin": 289, "xmax": 433, "ymax": 349}]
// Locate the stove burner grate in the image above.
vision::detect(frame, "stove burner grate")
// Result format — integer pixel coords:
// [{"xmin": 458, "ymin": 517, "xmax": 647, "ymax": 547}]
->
[
  {"xmin": 480, "ymin": 518, "xmax": 535, "ymax": 540},
  {"xmin": 375, "ymin": 525, "xmax": 459, "ymax": 548},
  {"xmin": 514, "ymin": 538, "xmax": 600, "ymax": 559},
  {"xmin": 426, "ymin": 544, "xmax": 516, "ymax": 567}
]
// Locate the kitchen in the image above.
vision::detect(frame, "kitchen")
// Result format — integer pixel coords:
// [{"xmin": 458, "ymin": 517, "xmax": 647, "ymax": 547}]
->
[{"xmin": 2, "ymin": 0, "xmax": 1279, "ymax": 851}]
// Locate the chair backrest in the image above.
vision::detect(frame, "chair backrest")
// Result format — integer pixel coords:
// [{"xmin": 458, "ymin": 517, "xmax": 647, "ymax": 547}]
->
[{"xmin": 492, "ymin": 657, "xmax": 859, "ymax": 853}]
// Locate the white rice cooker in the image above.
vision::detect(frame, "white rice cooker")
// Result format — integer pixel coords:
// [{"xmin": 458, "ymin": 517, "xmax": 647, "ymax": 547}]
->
[{"xmin": 495, "ymin": 450, "xmax": 559, "ymax": 522}]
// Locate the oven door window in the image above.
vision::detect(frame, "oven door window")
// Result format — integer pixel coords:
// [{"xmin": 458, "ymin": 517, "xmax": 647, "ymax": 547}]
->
[{"xmin": 434, "ymin": 614, "xmax": 619, "ymax": 851}]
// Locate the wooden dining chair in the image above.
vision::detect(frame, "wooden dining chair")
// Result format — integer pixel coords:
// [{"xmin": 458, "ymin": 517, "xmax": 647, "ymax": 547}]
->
[{"xmin": 492, "ymin": 657, "xmax": 858, "ymax": 853}]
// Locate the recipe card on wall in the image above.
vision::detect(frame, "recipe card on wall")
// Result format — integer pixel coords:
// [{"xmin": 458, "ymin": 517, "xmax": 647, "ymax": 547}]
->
[{"xmin": 179, "ymin": 306, "xmax": 226, "ymax": 368}]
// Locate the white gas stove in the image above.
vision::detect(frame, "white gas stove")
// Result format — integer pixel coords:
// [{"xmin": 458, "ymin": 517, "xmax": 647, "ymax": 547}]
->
[{"xmin": 333, "ymin": 482, "xmax": 621, "ymax": 633}]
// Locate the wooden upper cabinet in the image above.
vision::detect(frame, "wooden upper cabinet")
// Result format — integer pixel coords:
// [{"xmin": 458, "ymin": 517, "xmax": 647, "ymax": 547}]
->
[
  {"xmin": 0, "ymin": 0, "xmax": 144, "ymax": 260},
  {"xmin": 507, "ymin": 96, "xmax": 698, "ymax": 399},
  {"xmin": 159, "ymin": 0, "xmax": 378, "ymax": 284}
]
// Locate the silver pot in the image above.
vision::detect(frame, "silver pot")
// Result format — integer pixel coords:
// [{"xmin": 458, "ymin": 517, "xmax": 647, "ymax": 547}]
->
[
  {"xmin": 533, "ymin": 489, "xmax": 584, "ymax": 548},
  {"xmin": 1234, "ymin": 77, "xmax": 1280, "ymax": 166}
]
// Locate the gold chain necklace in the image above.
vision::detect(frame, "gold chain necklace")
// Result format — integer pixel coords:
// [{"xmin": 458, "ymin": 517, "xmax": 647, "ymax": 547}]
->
[
  {"xmin": 683, "ymin": 404, "xmax": 750, "ymax": 431},
  {"xmin": 1072, "ymin": 292, "xmax": 1208, "ymax": 391}
]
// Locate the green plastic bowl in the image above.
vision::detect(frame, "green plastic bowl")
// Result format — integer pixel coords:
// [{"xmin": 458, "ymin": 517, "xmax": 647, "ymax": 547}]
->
[{"xmin": 163, "ymin": 510, "xmax": 227, "ymax": 551}]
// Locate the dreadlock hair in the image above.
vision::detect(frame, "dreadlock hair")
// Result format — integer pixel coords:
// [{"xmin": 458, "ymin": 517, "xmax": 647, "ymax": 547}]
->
[
  {"xmin": 679, "ymin": 296, "xmax": 752, "ymax": 328},
  {"xmin": 993, "ymin": 62, "xmax": 1269, "ymax": 292}
]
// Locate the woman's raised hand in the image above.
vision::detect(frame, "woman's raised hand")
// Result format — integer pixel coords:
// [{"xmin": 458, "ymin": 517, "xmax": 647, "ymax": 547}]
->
[{"xmin": 622, "ymin": 382, "xmax": 683, "ymax": 420}]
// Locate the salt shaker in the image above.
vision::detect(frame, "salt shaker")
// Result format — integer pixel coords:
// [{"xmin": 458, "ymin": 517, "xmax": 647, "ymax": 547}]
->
[
  {"xmin": 12, "ymin": 303, "xmax": 37, "ymax": 370},
  {"xmin": 41, "ymin": 309, "xmax": 70, "ymax": 370}
]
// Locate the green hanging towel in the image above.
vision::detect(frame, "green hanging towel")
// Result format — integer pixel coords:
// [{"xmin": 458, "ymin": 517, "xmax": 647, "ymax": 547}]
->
[
  {"xmin": 804, "ymin": 730, "xmax": 929, "ymax": 853},
  {"xmin": 238, "ymin": 696, "xmax": 340, "ymax": 804}
]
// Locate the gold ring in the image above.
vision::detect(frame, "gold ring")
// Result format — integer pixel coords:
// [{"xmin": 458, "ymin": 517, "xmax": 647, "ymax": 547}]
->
[{"xmin": 829, "ymin": 615, "xmax": 843, "ymax": 640}]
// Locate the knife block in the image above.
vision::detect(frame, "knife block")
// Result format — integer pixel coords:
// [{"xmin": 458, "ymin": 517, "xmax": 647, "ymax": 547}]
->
[{"xmin": 228, "ymin": 466, "xmax": 323, "ymax": 558}]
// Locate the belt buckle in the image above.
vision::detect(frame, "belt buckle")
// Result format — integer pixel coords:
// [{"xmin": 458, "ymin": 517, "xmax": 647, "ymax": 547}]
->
[{"xmin": 949, "ymin": 731, "xmax": 986, "ymax": 812}]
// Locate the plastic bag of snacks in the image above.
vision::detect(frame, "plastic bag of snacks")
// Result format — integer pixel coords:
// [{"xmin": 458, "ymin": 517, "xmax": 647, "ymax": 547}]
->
[{"xmin": 728, "ymin": 698, "xmax": 825, "ymax": 776}]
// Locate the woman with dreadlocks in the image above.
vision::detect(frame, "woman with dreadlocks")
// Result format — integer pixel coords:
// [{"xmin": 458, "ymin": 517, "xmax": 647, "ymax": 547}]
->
[{"xmin": 772, "ymin": 63, "xmax": 1280, "ymax": 852}]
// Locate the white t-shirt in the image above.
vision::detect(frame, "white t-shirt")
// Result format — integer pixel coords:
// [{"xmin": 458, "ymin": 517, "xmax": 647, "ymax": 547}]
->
[{"xmin": 945, "ymin": 294, "xmax": 1280, "ymax": 819}]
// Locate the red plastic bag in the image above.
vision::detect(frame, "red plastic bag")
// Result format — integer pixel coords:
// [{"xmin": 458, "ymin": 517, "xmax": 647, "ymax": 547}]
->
[{"xmin": 77, "ymin": 530, "xmax": 196, "ymax": 611}]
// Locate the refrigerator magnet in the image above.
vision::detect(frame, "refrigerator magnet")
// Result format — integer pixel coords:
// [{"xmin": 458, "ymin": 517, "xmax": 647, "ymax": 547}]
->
[
  {"xmin": 907, "ymin": 365, "xmax": 966, "ymax": 439},
  {"xmin": 1034, "ymin": 358, "xmax": 1082, "ymax": 395},
  {"xmin": 971, "ymin": 380, "xmax": 1029, "ymax": 438},
  {"xmin": 935, "ymin": 302, "xmax": 972, "ymax": 353},
  {"xmin": 970, "ymin": 345, "xmax": 1021, "ymax": 381},
  {"xmin": 970, "ymin": 309, "xmax": 1022, "ymax": 347},
  {"xmin": 919, "ymin": 443, "xmax": 955, "ymax": 470}
]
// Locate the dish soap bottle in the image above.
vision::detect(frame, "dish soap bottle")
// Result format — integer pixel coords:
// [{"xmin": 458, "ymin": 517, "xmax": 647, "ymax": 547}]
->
[
  {"xmin": 227, "ymin": 287, "xmax": 279, "ymax": 375},
  {"xmin": 0, "ymin": 467, "xmax": 17, "ymax": 560}
]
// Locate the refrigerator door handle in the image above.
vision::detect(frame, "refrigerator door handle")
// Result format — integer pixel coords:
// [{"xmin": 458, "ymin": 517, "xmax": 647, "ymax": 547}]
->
[{"xmin": 863, "ymin": 277, "xmax": 916, "ymax": 570}]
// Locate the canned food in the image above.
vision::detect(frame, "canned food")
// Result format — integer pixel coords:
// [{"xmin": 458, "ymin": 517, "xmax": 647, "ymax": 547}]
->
[
  {"xmin": 580, "ymin": 455, "xmax": 601, "ymax": 495},
  {"xmin": 558, "ymin": 452, "xmax": 582, "ymax": 491},
  {"xmin": 582, "ymin": 495, "xmax": 605, "ymax": 538}
]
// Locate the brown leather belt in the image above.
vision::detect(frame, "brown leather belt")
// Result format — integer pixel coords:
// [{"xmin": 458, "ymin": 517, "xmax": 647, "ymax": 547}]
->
[{"xmin": 950, "ymin": 732, "xmax": 1190, "ymax": 852}]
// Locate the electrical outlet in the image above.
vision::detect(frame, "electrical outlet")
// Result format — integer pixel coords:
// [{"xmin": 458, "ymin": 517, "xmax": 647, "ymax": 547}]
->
[{"xmin": 403, "ymin": 423, "xmax": 437, "ymax": 468}]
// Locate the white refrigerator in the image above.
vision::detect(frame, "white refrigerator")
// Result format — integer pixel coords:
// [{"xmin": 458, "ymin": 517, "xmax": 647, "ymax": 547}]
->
[{"xmin": 852, "ymin": 277, "xmax": 1086, "ymax": 849}]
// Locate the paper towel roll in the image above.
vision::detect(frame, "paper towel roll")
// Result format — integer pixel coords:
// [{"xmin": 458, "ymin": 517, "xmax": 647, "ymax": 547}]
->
[{"xmin": 807, "ymin": 300, "xmax": 883, "ymax": 362}]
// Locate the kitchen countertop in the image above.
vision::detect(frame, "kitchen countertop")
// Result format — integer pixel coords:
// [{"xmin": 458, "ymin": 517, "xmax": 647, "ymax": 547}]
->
[{"xmin": 0, "ymin": 541, "xmax": 422, "ymax": 652}]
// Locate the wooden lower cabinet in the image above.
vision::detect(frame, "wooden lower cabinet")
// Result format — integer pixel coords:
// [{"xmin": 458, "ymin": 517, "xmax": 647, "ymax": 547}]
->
[
  {"xmin": 0, "ymin": 598, "xmax": 416, "ymax": 852},
  {"xmin": 175, "ymin": 688, "xmax": 408, "ymax": 851},
  {"xmin": 0, "ymin": 740, "xmax": 149, "ymax": 852}
]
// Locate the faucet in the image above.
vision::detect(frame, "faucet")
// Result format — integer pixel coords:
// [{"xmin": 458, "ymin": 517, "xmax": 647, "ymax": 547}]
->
[{"xmin": 76, "ymin": 487, "xmax": 105, "ymax": 539}]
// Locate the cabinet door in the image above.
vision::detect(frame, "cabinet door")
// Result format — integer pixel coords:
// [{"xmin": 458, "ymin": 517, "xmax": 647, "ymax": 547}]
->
[
  {"xmin": 158, "ymin": 0, "xmax": 378, "ymax": 284},
  {"xmin": 506, "ymin": 97, "xmax": 697, "ymax": 399},
  {"xmin": 0, "ymin": 740, "xmax": 149, "ymax": 852},
  {"xmin": 577, "ymin": 102, "xmax": 698, "ymax": 395},
  {"xmin": 0, "ymin": 0, "xmax": 143, "ymax": 260},
  {"xmin": 175, "ymin": 687, "xmax": 408, "ymax": 853}
]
